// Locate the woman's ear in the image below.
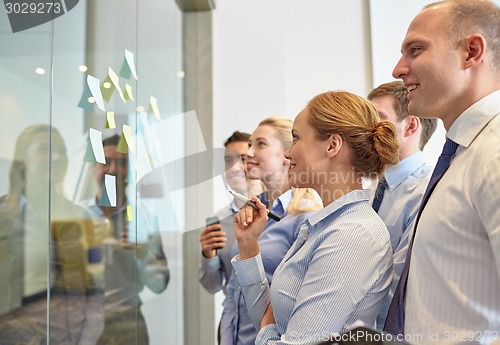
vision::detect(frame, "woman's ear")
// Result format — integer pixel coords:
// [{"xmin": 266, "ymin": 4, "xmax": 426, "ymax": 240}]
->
[{"xmin": 326, "ymin": 134, "xmax": 342, "ymax": 158}]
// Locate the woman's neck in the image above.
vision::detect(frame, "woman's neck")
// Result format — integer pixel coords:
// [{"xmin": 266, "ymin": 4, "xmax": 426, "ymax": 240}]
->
[{"xmin": 319, "ymin": 171, "xmax": 361, "ymax": 207}]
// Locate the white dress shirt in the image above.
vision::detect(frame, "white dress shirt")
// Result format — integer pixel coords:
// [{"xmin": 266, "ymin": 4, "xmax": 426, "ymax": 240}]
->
[
  {"xmin": 232, "ymin": 189, "xmax": 393, "ymax": 345},
  {"xmin": 405, "ymin": 91, "xmax": 500, "ymax": 345}
]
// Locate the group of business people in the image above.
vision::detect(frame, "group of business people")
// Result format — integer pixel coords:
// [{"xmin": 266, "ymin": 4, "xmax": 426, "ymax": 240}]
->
[{"xmin": 199, "ymin": 1, "xmax": 500, "ymax": 344}]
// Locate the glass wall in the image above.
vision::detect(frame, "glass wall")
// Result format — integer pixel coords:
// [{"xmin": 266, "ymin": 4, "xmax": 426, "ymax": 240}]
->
[{"xmin": 0, "ymin": 1, "xmax": 186, "ymax": 344}]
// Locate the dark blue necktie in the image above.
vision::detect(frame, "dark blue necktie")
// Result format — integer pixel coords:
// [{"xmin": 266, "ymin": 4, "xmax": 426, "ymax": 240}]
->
[
  {"xmin": 384, "ymin": 138, "xmax": 459, "ymax": 336},
  {"xmin": 372, "ymin": 177, "xmax": 388, "ymax": 213}
]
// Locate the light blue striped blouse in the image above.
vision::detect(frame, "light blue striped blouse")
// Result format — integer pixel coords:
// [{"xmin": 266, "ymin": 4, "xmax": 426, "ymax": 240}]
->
[
  {"xmin": 221, "ymin": 189, "xmax": 315, "ymax": 345},
  {"xmin": 232, "ymin": 189, "xmax": 393, "ymax": 345}
]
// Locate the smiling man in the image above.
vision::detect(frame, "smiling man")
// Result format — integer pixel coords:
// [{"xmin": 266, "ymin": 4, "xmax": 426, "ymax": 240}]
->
[{"xmin": 384, "ymin": 1, "xmax": 500, "ymax": 344}]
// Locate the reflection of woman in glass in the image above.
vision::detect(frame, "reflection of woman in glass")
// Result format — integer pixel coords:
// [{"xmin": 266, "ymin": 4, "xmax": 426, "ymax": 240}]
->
[{"xmin": 0, "ymin": 124, "xmax": 92, "ymax": 344}]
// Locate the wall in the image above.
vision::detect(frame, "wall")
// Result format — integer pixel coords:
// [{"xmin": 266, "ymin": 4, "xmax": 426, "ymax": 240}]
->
[{"xmin": 213, "ymin": 0, "xmax": 373, "ymax": 149}]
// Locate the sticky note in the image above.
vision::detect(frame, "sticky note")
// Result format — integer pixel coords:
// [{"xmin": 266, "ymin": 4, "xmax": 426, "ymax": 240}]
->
[
  {"xmin": 126, "ymin": 205, "xmax": 134, "ymax": 221},
  {"xmin": 119, "ymin": 49, "xmax": 138, "ymax": 80},
  {"xmin": 83, "ymin": 128, "xmax": 105, "ymax": 164},
  {"xmin": 105, "ymin": 112, "xmax": 116, "ymax": 129},
  {"xmin": 78, "ymin": 81, "xmax": 95, "ymax": 110},
  {"xmin": 148, "ymin": 96, "xmax": 161, "ymax": 120},
  {"xmin": 99, "ymin": 174, "xmax": 116, "ymax": 207},
  {"xmin": 124, "ymin": 83, "xmax": 134, "ymax": 101},
  {"xmin": 87, "ymin": 75, "xmax": 106, "ymax": 111}
]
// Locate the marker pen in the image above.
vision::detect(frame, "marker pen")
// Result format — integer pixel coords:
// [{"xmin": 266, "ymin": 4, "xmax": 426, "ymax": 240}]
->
[{"xmin": 228, "ymin": 190, "xmax": 281, "ymax": 222}]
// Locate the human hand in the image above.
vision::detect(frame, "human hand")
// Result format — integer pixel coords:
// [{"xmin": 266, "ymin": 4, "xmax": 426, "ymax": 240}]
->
[
  {"xmin": 233, "ymin": 197, "xmax": 268, "ymax": 259},
  {"xmin": 199, "ymin": 224, "xmax": 227, "ymax": 258}
]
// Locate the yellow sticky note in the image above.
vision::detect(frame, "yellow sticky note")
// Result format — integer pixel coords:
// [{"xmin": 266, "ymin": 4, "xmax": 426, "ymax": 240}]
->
[
  {"xmin": 148, "ymin": 96, "xmax": 161, "ymax": 120},
  {"xmin": 109, "ymin": 67, "xmax": 126, "ymax": 103},
  {"xmin": 144, "ymin": 151, "xmax": 153, "ymax": 170},
  {"xmin": 100, "ymin": 75, "xmax": 115, "ymax": 103},
  {"xmin": 122, "ymin": 124, "xmax": 135, "ymax": 153},
  {"xmin": 124, "ymin": 83, "xmax": 134, "ymax": 101},
  {"xmin": 126, "ymin": 205, "xmax": 134, "ymax": 221},
  {"xmin": 106, "ymin": 112, "xmax": 116, "ymax": 129}
]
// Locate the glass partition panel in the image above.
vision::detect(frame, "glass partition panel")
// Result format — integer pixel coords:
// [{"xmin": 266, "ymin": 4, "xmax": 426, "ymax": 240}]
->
[{"xmin": 0, "ymin": 1, "xmax": 184, "ymax": 344}]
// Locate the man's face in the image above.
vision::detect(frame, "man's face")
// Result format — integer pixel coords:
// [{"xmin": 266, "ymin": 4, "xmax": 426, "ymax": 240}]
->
[
  {"xmin": 392, "ymin": 4, "xmax": 467, "ymax": 127},
  {"xmin": 93, "ymin": 145, "xmax": 129, "ymax": 193},
  {"xmin": 224, "ymin": 141, "xmax": 248, "ymax": 194}
]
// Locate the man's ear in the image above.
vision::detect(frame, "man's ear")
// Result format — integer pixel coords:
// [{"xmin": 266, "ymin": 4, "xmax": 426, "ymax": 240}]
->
[
  {"xmin": 464, "ymin": 34, "xmax": 486, "ymax": 69},
  {"xmin": 404, "ymin": 116, "xmax": 420, "ymax": 137},
  {"xmin": 326, "ymin": 134, "xmax": 343, "ymax": 158}
]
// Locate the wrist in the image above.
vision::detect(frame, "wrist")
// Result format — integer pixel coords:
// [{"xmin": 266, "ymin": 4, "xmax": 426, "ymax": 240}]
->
[
  {"xmin": 202, "ymin": 249, "xmax": 216, "ymax": 258},
  {"xmin": 237, "ymin": 240, "xmax": 259, "ymax": 260}
]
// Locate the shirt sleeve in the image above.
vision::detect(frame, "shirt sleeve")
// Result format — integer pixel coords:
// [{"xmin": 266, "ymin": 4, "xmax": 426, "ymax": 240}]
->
[
  {"xmin": 199, "ymin": 255, "xmax": 224, "ymax": 294},
  {"xmin": 232, "ymin": 253, "xmax": 270, "ymax": 331}
]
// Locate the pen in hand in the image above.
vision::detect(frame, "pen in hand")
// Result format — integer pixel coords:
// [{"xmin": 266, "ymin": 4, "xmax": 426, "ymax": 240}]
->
[{"xmin": 228, "ymin": 190, "xmax": 282, "ymax": 222}]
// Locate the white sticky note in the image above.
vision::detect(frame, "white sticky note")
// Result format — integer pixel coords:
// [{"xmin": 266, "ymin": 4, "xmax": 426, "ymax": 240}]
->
[
  {"xmin": 89, "ymin": 128, "xmax": 106, "ymax": 164},
  {"xmin": 105, "ymin": 174, "xmax": 117, "ymax": 207},
  {"xmin": 125, "ymin": 49, "xmax": 138, "ymax": 80},
  {"xmin": 87, "ymin": 75, "xmax": 106, "ymax": 111}
]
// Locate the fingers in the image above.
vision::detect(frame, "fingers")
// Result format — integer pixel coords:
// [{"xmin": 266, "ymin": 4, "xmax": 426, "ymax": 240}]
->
[
  {"xmin": 234, "ymin": 205, "xmax": 257, "ymax": 228},
  {"xmin": 199, "ymin": 225, "xmax": 227, "ymax": 256},
  {"xmin": 252, "ymin": 197, "xmax": 269, "ymax": 220}
]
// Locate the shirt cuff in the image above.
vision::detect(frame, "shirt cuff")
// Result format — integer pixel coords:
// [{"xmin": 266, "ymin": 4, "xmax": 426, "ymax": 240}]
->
[
  {"xmin": 201, "ymin": 255, "xmax": 221, "ymax": 272},
  {"xmin": 231, "ymin": 252, "xmax": 266, "ymax": 286},
  {"xmin": 256, "ymin": 323, "xmax": 281, "ymax": 345}
]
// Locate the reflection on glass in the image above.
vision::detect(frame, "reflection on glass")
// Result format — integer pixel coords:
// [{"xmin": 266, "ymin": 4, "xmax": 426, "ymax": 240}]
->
[
  {"xmin": 0, "ymin": 124, "xmax": 95, "ymax": 343},
  {"xmin": 79, "ymin": 134, "xmax": 169, "ymax": 345}
]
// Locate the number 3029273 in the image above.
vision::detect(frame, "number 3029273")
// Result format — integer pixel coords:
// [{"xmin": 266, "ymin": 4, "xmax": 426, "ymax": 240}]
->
[{"xmin": 5, "ymin": 2, "xmax": 62, "ymax": 14}]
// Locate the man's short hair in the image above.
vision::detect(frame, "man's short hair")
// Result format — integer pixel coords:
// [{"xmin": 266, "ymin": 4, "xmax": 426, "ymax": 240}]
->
[
  {"xmin": 424, "ymin": 0, "xmax": 500, "ymax": 67},
  {"xmin": 224, "ymin": 131, "xmax": 250, "ymax": 147},
  {"xmin": 102, "ymin": 134, "xmax": 121, "ymax": 147},
  {"xmin": 368, "ymin": 81, "xmax": 438, "ymax": 150}
]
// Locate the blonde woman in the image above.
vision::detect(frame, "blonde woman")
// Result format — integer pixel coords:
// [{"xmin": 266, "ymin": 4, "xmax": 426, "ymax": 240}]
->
[
  {"xmin": 233, "ymin": 91, "xmax": 399, "ymax": 344},
  {"xmin": 220, "ymin": 117, "xmax": 322, "ymax": 345}
]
